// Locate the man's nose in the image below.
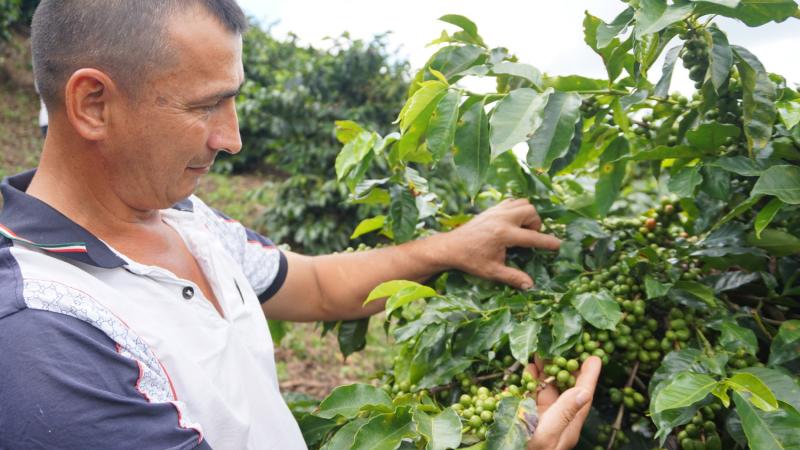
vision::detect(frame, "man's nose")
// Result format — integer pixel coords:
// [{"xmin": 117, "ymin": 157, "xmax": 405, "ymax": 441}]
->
[{"xmin": 210, "ymin": 98, "xmax": 242, "ymax": 155}]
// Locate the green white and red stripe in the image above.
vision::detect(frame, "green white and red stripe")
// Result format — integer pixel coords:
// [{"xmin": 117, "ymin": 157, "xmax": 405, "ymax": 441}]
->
[{"xmin": 0, "ymin": 223, "xmax": 88, "ymax": 253}]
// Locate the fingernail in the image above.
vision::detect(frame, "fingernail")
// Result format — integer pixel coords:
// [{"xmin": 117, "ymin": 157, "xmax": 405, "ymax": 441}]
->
[
  {"xmin": 575, "ymin": 389, "xmax": 590, "ymax": 407},
  {"xmin": 521, "ymin": 282, "xmax": 533, "ymax": 290}
]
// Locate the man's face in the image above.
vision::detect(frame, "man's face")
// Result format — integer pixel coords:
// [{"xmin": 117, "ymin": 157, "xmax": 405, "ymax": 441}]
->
[{"xmin": 105, "ymin": 8, "xmax": 244, "ymax": 210}]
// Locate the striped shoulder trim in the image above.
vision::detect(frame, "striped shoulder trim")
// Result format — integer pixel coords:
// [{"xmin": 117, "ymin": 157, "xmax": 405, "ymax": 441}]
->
[{"xmin": 0, "ymin": 223, "xmax": 88, "ymax": 254}]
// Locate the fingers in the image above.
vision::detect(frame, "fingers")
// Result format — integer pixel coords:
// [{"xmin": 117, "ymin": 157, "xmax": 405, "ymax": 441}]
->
[
  {"xmin": 505, "ymin": 201, "xmax": 542, "ymax": 231},
  {"xmin": 489, "ymin": 264, "xmax": 535, "ymax": 290},
  {"xmin": 507, "ymin": 227, "xmax": 562, "ymax": 251},
  {"xmin": 527, "ymin": 357, "xmax": 602, "ymax": 450}
]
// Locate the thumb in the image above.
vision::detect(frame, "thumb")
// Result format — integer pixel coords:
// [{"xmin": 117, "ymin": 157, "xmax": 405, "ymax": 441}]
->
[
  {"xmin": 527, "ymin": 387, "xmax": 591, "ymax": 449},
  {"xmin": 491, "ymin": 264, "xmax": 534, "ymax": 290}
]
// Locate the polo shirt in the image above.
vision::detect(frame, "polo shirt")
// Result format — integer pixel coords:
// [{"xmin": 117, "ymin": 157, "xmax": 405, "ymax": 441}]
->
[{"xmin": 0, "ymin": 170, "xmax": 307, "ymax": 449}]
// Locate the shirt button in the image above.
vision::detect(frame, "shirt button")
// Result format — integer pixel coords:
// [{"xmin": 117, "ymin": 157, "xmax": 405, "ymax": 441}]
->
[{"xmin": 182, "ymin": 286, "xmax": 195, "ymax": 300}]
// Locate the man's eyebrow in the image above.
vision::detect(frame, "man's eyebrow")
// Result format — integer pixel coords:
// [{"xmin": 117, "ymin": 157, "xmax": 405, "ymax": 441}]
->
[{"xmin": 189, "ymin": 82, "xmax": 245, "ymax": 105}]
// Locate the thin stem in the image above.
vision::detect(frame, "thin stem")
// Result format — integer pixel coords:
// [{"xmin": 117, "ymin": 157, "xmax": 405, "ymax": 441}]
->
[
  {"xmin": 752, "ymin": 311, "xmax": 774, "ymax": 339},
  {"xmin": 606, "ymin": 362, "xmax": 640, "ymax": 450}
]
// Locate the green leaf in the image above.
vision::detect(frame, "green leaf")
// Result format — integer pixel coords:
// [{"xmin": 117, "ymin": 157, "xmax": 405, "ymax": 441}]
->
[
  {"xmin": 694, "ymin": 0, "xmax": 799, "ymax": 26},
  {"xmin": 541, "ymin": 75, "xmax": 607, "ymax": 92},
  {"xmin": 398, "ymin": 81, "xmax": 448, "ymax": 133},
  {"xmin": 597, "ymin": 7, "xmax": 635, "ymax": 48},
  {"xmin": 389, "ymin": 186, "xmax": 419, "ymax": 243},
  {"xmin": 631, "ymin": 144, "xmax": 702, "ymax": 160},
  {"xmin": 454, "ymin": 310, "xmax": 512, "ymax": 357},
  {"xmin": 336, "ymin": 132, "xmax": 377, "ymax": 181},
  {"xmin": 489, "ymin": 88, "xmax": 550, "ymax": 159},
  {"xmin": 427, "ymin": 45, "xmax": 486, "ymax": 83},
  {"xmin": 710, "ymin": 271, "xmax": 760, "ymax": 293},
  {"xmin": 740, "ymin": 367, "xmax": 800, "ymax": 411},
  {"xmin": 351, "ymin": 215, "xmax": 387, "ymax": 240},
  {"xmin": 747, "ymin": 229, "xmax": 800, "ymax": 256},
  {"xmin": 413, "ymin": 407, "xmax": 462, "ymax": 450},
  {"xmin": 751, "ymin": 165, "xmax": 800, "ymax": 204},
  {"xmin": 491, "ymin": 62, "xmax": 543, "ymax": 88},
  {"xmin": 526, "ymin": 91, "xmax": 583, "ymax": 170},
  {"xmin": 668, "ymin": 165, "xmax": 704, "ymax": 198},
  {"xmin": 708, "ymin": 156, "xmax": 783, "ymax": 176},
  {"xmin": 708, "ymin": 25, "xmax": 734, "ymax": 92},
  {"xmin": 351, "ymin": 408, "xmax": 415, "ymax": 450},
  {"xmin": 299, "ymin": 414, "xmax": 338, "ymax": 447},
  {"xmin": 337, "ymin": 318, "xmax": 370, "ymax": 358},
  {"xmin": 769, "ymin": 320, "xmax": 800, "ymax": 366},
  {"xmin": 509, "ymin": 320, "xmax": 541, "ymax": 365},
  {"xmin": 755, "ymin": 198, "xmax": 785, "ymax": 239},
  {"xmin": 654, "ymin": 46, "xmax": 681, "ymax": 97},
  {"xmin": 673, "ymin": 280, "xmax": 718, "ymax": 306},
  {"xmin": 686, "ymin": 122, "xmax": 741, "ymax": 151},
  {"xmin": 550, "ymin": 307, "xmax": 583, "ymax": 355},
  {"xmin": 427, "ymin": 90, "xmax": 461, "ymax": 162},
  {"xmin": 595, "ymin": 136, "xmax": 630, "ymax": 216},
  {"xmin": 320, "ymin": 418, "xmax": 369, "ymax": 450},
  {"xmin": 635, "ymin": 0, "xmax": 695, "ymax": 36},
  {"xmin": 364, "ymin": 280, "xmax": 438, "ymax": 306},
  {"xmin": 485, "ymin": 397, "xmax": 538, "ymax": 450},
  {"xmin": 645, "ymin": 275, "xmax": 673, "ymax": 299},
  {"xmin": 267, "ymin": 319, "xmax": 288, "ymax": 346},
  {"xmin": 652, "ymin": 372, "xmax": 718, "ymax": 414},
  {"xmin": 335, "ymin": 120, "xmax": 366, "ymax": 144},
  {"xmin": 733, "ymin": 45, "xmax": 777, "ymax": 154},
  {"xmin": 316, "ymin": 384, "xmax": 393, "ymax": 419},
  {"xmin": 438, "ymin": 14, "xmax": 487, "ymax": 47},
  {"xmin": 454, "ymin": 98, "xmax": 491, "ymax": 199},
  {"xmin": 572, "ymin": 290, "xmax": 623, "ymax": 331},
  {"xmin": 733, "ymin": 393, "xmax": 800, "ymax": 450},
  {"xmin": 700, "ymin": 165, "xmax": 732, "ymax": 201},
  {"xmin": 717, "ymin": 320, "xmax": 759, "ymax": 355},
  {"xmin": 725, "ymin": 372, "xmax": 779, "ymax": 411},
  {"xmin": 777, "ymin": 99, "xmax": 800, "ymax": 129}
]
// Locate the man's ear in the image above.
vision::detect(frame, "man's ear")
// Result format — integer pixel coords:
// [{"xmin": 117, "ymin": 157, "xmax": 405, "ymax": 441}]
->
[{"xmin": 64, "ymin": 68, "xmax": 119, "ymax": 141}]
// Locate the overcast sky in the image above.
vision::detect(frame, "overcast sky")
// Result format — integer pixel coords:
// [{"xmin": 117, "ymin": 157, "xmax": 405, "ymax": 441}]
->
[{"xmin": 238, "ymin": 0, "xmax": 799, "ymax": 93}]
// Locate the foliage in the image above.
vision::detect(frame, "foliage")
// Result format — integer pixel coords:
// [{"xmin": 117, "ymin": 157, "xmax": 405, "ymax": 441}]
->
[
  {"xmin": 300, "ymin": 3, "xmax": 800, "ymax": 449},
  {"xmin": 0, "ymin": 0, "xmax": 36, "ymax": 41},
  {"xmin": 229, "ymin": 24, "xmax": 409, "ymax": 175},
  {"xmin": 229, "ymin": 23, "xmax": 412, "ymax": 253}
]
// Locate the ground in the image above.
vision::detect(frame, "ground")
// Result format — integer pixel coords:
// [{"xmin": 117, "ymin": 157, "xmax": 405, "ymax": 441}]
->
[{"xmin": 0, "ymin": 32, "xmax": 388, "ymax": 400}]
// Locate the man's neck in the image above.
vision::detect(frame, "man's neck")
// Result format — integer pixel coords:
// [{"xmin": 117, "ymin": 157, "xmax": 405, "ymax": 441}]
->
[{"xmin": 27, "ymin": 136, "xmax": 164, "ymax": 244}]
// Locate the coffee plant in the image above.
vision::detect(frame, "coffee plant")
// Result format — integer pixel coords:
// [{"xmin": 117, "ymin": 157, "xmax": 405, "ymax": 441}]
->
[{"xmin": 298, "ymin": 2, "xmax": 800, "ymax": 449}]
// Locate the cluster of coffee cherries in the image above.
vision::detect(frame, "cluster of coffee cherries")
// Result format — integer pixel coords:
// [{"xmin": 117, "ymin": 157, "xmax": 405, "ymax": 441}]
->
[
  {"xmin": 449, "ymin": 366, "xmax": 539, "ymax": 439},
  {"xmin": 675, "ymin": 404, "xmax": 724, "ymax": 450},
  {"xmin": 680, "ymin": 25, "xmax": 710, "ymax": 89},
  {"xmin": 609, "ymin": 386, "xmax": 647, "ymax": 411},
  {"xmin": 592, "ymin": 423, "xmax": 631, "ymax": 450},
  {"xmin": 662, "ymin": 308, "xmax": 697, "ymax": 352},
  {"xmin": 541, "ymin": 356, "xmax": 580, "ymax": 390}
]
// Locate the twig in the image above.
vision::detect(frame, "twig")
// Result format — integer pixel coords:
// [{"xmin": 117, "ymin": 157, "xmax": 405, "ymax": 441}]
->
[
  {"xmin": 606, "ymin": 362, "xmax": 640, "ymax": 450},
  {"xmin": 752, "ymin": 311, "xmax": 774, "ymax": 339}
]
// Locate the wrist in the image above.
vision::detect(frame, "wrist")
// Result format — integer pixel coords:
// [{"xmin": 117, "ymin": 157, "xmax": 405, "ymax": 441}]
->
[{"xmin": 412, "ymin": 230, "xmax": 461, "ymax": 275}]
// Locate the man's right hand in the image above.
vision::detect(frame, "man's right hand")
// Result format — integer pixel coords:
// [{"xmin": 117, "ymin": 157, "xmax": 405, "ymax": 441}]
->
[{"xmin": 527, "ymin": 356, "xmax": 602, "ymax": 450}]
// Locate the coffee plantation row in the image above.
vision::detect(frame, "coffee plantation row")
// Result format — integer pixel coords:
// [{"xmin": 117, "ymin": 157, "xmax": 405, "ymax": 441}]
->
[{"xmin": 293, "ymin": 1, "xmax": 799, "ymax": 449}]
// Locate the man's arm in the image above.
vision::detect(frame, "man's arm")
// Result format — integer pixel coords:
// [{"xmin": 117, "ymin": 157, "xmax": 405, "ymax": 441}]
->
[{"xmin": 262, "ymin": 199, "xmax": 561, "ymax": 322}]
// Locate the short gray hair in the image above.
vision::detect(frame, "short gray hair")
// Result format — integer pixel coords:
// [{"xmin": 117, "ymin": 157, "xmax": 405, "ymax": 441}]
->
[{"xmin": 31, "ymin": 0, "xmax": 247, "ymax": 109}]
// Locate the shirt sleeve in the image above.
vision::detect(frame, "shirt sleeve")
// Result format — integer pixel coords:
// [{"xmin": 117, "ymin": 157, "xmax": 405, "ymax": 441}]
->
[
  {"xmin": 189, "ymin": 197, "xmax": 288, "ymax": 303},
  {"xmin": 0, "ymin": 309, "xmax": 212, "ymax": 450}
]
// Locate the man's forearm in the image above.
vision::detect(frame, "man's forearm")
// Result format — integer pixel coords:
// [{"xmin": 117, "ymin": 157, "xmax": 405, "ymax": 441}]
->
[{"xmin": 310, "ymin": 233, "xmax": 452, "ymax": 320}]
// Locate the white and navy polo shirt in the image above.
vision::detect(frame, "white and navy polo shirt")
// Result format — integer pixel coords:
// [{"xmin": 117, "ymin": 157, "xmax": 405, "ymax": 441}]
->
[{"xmin": 0, "ymin": 170, "xmax": 307, "ymax": 449}]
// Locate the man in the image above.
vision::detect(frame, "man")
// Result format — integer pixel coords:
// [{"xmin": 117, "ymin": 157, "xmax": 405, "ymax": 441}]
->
[{"xmin": 0, "ymin": 1, "xmax": 600, "ymax": 449}]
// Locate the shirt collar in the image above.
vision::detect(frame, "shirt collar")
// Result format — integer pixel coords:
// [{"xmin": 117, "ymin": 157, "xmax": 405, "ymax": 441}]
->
[{"xmin": 0, "ymin": 169, "xmax": 193, "ymax": 269}]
